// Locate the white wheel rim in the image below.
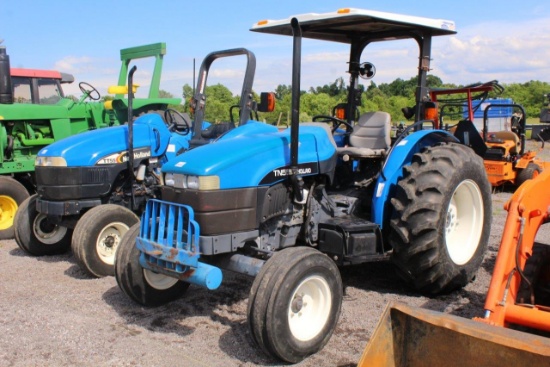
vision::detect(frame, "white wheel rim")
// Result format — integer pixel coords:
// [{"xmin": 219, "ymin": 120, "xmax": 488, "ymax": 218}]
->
[
  {"xmin": 33, "ymin": 213, "xmax": 68, "ymax": 245},
  {"xmin": 445, "ymin": 179, "xmax": 484, "ymax": 265},
  {"xmin": 143, "ymin": 269, "xmax": 179, "ymax": 290},
  {"xmin": 288, "ymin": 275, "xmax": 332, "ymax": 342},
  {"xmin": 96, "ymin": 222, "xmax": 130, "ymax": 265}
]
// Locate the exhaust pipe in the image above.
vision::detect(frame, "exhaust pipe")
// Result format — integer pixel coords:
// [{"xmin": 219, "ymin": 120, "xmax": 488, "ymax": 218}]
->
[
  {"xmin": 358, "ymin": 301, "xmax": 550, "ymax": 367},
  {"xmin": 0, "ymin": 45, "xmax": 13, "ymax": 104}
]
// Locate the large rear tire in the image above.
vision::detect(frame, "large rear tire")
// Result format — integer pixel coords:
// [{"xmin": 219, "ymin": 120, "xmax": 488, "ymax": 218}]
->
[
  {"xmin": 0, "ymin": 176, "xmax": 29, "ymax": 240},
  {"xmin": 114, "ymin": 223, "xmax": 189, "ymax": 307},
  {"xmin": 14, "ymin": 194, "xmax": 72, "ymax": 255},
  {"xmin": 247, "ymin": 247, "xmax": 342, "ymax": 363},
  {"xmin": 390, "ymin": 143, "xmax": 491, "ymax": 294},
  {"xmin": 72, "ymin": 205, "xmax": 139, "ymax": 278}
]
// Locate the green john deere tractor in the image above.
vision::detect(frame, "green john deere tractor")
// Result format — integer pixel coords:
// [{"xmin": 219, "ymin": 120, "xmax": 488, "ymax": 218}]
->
[{"xmin": 0, "ymin": 42, "xmax": 180, "ymax": 239}]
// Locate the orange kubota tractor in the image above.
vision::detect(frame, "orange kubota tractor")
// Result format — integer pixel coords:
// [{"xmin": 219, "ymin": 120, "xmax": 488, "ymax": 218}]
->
[
  {"xmin": 426, "ymin": 81, "xmax": 550, "ymax": 187},
  {"xmin": 358, "ymin": 167, "xmax": 550, "ymax": 366}
]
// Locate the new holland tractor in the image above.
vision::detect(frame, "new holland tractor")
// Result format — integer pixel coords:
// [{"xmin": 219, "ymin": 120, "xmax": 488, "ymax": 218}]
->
[
  {"xmin": 14, "ymin": 48, "xmax": 272, "ymax": 278},
  {"xmin": 114, "ymin": 8, "xmax": 492, "ymax": 363},
  {"xmin": 0, "ymin": 42, "xmax": 180, "ymax": 239}
]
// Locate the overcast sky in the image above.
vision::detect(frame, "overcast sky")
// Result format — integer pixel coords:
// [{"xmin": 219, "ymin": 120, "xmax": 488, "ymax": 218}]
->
[{"xmin": 3, "ymin": 1, "xmax": 550, "ymax": 99}]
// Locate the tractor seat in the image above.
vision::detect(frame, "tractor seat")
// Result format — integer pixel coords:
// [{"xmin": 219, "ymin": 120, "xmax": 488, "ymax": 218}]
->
[
  {"xmin": 337, "ymin": 111, "xmax": 391, "ymax": 158},
  {"xmin": 487, "ymin": 130, "xmax": 520, "ymax": 154}
]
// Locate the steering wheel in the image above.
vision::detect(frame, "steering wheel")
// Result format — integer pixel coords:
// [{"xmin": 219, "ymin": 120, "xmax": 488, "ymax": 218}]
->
[
  {"xmin": 312, "ymin": 115, "xmax": 354, "ymax": 134},
  {"xmin": 78, "ymin": 82, "xmax": 101, "ymax": 101},
  {"xmin": 164, "ymin": 109, "xmax": 191, "ymax": 135}
]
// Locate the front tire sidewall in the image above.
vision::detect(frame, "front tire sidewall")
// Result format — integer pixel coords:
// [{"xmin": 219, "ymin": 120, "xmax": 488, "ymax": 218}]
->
[
  {"xmin": 267, "ymin": 263, "xmax": 341, "ymax": 362},
  {"xmin": 14, "ymin": 194, "xmax": 72, "ymax": 256},
  {"xmin": 72, "ymin": 205, "xmax": 139, "ymax": 278},
  {"xmin": 248, "ymin": 247, "xmax": 343, "ymax": 363},
  {"xmin": 114, "ymin": 223, "xmax": 189, "ymax": 307}
]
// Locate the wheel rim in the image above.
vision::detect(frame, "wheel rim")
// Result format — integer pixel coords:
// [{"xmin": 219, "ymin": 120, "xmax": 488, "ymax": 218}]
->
[
  {"xmin": 445, "ymin": 179, "xmax": 484, "ymax": 265},
  {"xmin": 96, "ymin": 222, "xmax": 130, "ymax": 265},
  {"xmin": 0, "ymin": 195, "xmax": 18, "ymax": 230},
  {"xmin": 33, "ymin": 213, "xmax": 68, "ymax": 245},
  {"xmin": 287, "ymin": 275, "xmax": 332, "ymax": 342},
  {"xmin": 143, "ymin": 269, "xmax": 179, "ymax": 290}
]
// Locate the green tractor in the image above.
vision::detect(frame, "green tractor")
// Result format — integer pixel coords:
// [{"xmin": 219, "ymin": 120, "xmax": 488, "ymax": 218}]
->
[{"xmin": 0, "ymin": 42, "xmax": 180, "ymax": 239}]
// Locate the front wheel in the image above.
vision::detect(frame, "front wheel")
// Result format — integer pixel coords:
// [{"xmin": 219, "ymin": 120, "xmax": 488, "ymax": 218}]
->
[
  {"xmin": 14, "ymin": 194, "xmax": 72, "ymax": 255},
  {"xmin": 247, "ymin": 247, "xmax": 343, "ymax": 363},
  {"xmin": 0, "ymin": 176, "xmax": 30, "ymax": 240},
  {"xmin": 390, "ymin": 143, "xmax": 491, "ymax": 294},
  {"xmin": 114, "ymin": 223, "xmax": 189, "ymax": 307},
  {"xmin": 515, "ymin": 162, "xmax": 542, "ymax": 187},
  {"xmin": 72, "ymin": 205, "xmax": 139, "ymax": 278}
]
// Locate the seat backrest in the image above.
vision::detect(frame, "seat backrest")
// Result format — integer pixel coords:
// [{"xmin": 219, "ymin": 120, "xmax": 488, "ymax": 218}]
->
[
  {"xmin": 489, "ymin": 130, "xmax": 520, "ymax": 154},
  {"xmin": 349, "ymin": 112, "xmax": 391, "ymax": 150}
]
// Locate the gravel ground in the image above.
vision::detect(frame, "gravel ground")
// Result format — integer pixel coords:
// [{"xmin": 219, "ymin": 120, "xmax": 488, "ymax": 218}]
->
[{"xmin": 1, "ymin": 140, "xmax": 549, "ymax": 367}]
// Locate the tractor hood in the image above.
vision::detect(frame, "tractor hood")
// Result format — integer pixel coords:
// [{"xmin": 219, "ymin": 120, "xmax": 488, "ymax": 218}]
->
[
  {"xmin": 162, "ymin": 122, "xmax": 337, "ymax": 189},
  {"xmin": 37, "ymin": 113, "xmax": 177, "ymax": 167}
]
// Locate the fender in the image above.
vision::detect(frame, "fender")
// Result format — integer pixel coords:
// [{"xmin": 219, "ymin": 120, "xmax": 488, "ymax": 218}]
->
[{"xmin": 371, "ymin": 130, "xmax": 459, "ymax": 228}]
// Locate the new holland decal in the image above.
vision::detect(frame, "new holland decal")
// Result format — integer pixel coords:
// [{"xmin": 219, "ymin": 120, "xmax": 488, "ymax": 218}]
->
[
  {"xmin": 260, "ymin": 162, "xmax": 318, "ymax": 185},
  {"xmin": 96, "ymin": 148, "xmax": 151, "ymax": 165}
]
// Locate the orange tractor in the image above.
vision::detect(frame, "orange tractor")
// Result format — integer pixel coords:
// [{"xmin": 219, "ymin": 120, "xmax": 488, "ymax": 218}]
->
[
  {"xmin": 428, "ymin": 81, "xmax": 550, "ymax": 187},
  {"xmin": 358, "ymin": 164, "xmax": 550, "ymax": 366}
]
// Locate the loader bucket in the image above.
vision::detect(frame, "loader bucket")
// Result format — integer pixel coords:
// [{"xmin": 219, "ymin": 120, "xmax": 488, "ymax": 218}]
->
[{"xmin": 358, "ymin": 301, "xmax": 550, "ymax": 367}]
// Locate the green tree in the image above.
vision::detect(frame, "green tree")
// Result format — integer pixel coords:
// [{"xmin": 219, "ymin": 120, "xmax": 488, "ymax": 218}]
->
[{"xmin": 158, "ymin": 89, "xmax": 174, "ymax": 98}]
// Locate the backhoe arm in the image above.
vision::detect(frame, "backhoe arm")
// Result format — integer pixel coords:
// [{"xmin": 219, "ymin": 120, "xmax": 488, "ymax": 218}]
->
[{"xmin": 480, "ymin": 168, "xmax": 550, "ymax": 330}]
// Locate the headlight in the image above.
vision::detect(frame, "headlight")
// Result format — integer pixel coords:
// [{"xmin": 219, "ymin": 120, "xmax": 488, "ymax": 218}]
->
[
  {"xmin": 165, "ymin": 173, "xmax": 175, "ymax": 187},
  {"xmin": 164, "ymin": 173, "xmax": 219, "ymax": 190},
  {"xmin": 187, "ymin": 176, "xmax": 199, "ymax": 190},
  {"xmin": 35, "ymin": 156, "xmax": 67, "ymax": 167}
]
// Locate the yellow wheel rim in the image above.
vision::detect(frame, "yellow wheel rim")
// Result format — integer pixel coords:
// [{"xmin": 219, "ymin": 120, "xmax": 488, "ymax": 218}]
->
[{"xmin": 0, "ymin": 195, "xmax": 18, "ymax": 230}]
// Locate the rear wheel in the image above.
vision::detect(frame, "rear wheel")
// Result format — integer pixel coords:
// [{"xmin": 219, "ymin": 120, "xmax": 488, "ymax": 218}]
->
[
  {"xmin": 114, "ymin": 223, "xmax": 189, "ymax": 306},
  {"xmin": 515, "ymin": 162, "xmax": 542, "ymax": 187},
  {"xmin": 390, "ymin": 143, "xmax": 491, "ymax": 294},
  {"xmin": 0, "ymin": 176, "xmax": 29, "ymax": 240},
  {"xmin": 14, "ymin": 194, "xmax": 72, "ymax": 255},
  {"xmin": 247, "ymin": 247, "xmax": 342, "ymax": 363},
  {"xmin": 72, "ymin": 205, "xmax": 139, "ymax": 278}
]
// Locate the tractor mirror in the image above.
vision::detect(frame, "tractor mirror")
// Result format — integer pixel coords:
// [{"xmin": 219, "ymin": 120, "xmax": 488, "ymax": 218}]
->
[
  {"xmin": 258, "ymin": 92, "xmax": 275, "ymax": 112},
  {"xmin": 423, "ymin": 101, "xmax": 439, "ymax": 127},
  {"xmin": 332, "ymin": 103, "xmax": 348, "ymax": 120},
  {"xmin": 334, "ymin": 106, "xmax": 346, "ymax": 120}
]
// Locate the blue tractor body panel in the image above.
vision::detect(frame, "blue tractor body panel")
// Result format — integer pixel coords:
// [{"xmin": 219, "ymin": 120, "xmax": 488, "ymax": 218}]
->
[
  {"xmin": 162, "ymin": 123, "xmax": 337, "ymax": 189},
  {"xmin": 37, "ymin": 114, "xmax": 191, "ymax": 166}
]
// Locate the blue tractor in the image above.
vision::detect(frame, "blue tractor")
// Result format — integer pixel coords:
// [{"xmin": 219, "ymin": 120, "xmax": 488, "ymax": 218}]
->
[
  {"xmin": 115, "ymin": 8, "xmax": 492, "ymax": 363},
  {"xmin": 14, "ymin": 48, "xmax": 272, "ymax": 278}
]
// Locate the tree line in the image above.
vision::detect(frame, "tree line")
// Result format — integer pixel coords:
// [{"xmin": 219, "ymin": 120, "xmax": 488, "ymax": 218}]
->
[{"xmin": 168, "ymin": 76, "xmax": 550, "ymax": 126}]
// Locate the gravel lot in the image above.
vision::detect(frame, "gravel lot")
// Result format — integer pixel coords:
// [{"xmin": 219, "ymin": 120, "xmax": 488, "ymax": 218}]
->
[{"xmin": 1, "ymin": 140, "xmax": 549, "ymax": 367}]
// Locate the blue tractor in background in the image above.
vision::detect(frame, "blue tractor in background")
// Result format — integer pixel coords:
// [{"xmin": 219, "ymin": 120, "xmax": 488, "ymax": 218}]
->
[
  {"xmin": 115, "ymin": 8, "xmax": 492, "ymax": 363},
  {"xmin": 14, "ymin": 48, "xmax": 273, "ymax": 278}
]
